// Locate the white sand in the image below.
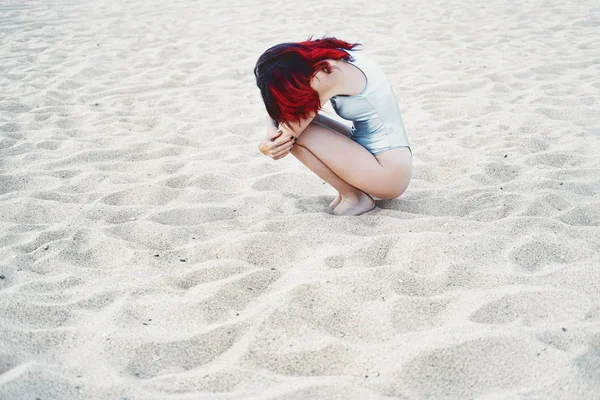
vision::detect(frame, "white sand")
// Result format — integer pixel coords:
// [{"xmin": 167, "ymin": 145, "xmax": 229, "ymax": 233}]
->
[{"xmin": 1, "ymin": 0, "xmax": 599, "ymax": 398}]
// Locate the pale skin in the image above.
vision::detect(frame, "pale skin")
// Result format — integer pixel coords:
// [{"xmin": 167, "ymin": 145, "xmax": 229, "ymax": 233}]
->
[{"xmin": 258, "ymin": 58, "xmax": 412, "ymax": 216}]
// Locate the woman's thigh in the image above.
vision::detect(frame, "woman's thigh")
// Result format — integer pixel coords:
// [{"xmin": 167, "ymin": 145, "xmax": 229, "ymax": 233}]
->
[
  {"xmin": 296, "ymin": 122, "xmax": 411, "ymax": 198},
  {"xmin": 375, "ymin": 146, "xmax": 412, "ymax": 198}
]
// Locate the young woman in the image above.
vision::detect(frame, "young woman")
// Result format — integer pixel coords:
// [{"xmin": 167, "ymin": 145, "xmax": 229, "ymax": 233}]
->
[{"xmin": 254, "ymin": 37, "xmax": 412, "ymax": 216}]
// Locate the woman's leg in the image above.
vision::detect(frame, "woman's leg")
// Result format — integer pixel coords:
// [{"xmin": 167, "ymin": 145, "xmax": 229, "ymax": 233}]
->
[
  {"xmin": 290, "ymin": 144, "xmax": 375, "ymax": 215},
  {"xmin": 303, "ymin": 113, "xmax": 353, "ymax": 209},
  {"xmin": 291, "ymin": 120, "xmax": 412, "ymax": 215}
]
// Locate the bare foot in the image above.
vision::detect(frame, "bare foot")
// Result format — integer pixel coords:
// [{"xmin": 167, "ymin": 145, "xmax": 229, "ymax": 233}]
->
[
  {"xmin": 329, "ymin": 192, "xmax": 342, "ymax": 209},
  {"xmin": 333, "ymin": 192, "xmax": 376, "ymax": 216}
]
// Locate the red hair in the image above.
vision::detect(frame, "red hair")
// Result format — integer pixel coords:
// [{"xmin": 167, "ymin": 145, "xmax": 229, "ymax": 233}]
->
[{"xmin": 254, "ymin": 37, "xmax": 361, "ymax": 125}]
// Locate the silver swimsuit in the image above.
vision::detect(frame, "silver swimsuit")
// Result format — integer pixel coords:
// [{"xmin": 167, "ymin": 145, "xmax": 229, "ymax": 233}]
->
[{"xmin": 329, "ymin": 48, "xmax": 411, "ymax": 155}]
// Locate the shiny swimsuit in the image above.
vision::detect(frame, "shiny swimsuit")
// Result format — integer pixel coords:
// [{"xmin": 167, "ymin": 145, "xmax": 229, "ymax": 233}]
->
[{"xmin": 329, "ymin": 48, "xmax": 411, "ymax": 155}]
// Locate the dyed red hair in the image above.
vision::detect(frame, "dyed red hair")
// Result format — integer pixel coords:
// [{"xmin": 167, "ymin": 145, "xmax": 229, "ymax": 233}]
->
[{"xmin": 254, "ymin": 37, "xmax": 361, "ymax": 126}]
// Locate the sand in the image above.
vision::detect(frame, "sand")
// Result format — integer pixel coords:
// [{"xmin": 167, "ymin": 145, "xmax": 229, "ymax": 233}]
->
[{"xmin": 1, "ymin": 0, "xmax": 599, "ymax": 399}]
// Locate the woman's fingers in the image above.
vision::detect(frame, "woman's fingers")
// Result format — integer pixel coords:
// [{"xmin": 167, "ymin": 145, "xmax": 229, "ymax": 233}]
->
[
  {"xmin": 273, "ymin": 151, "xmax": 290, "ymax": 160},
  {"xmin": 268, "ymin": 128, "xmax": 283, "ymax": 141},
  {"xmin": 272, "ymin": 145, "xmax": 294, "ymax": 159},
  {"xmin": 273, "ymin": 135, "xmax": 295, "ymax": 146},
  {"xmin": 270, "ymin": 137, "xmax": 295, "ymax": 153},
  {"xmin": 271, "ymin": 141, "xmax": 295, "ymax": 159}
]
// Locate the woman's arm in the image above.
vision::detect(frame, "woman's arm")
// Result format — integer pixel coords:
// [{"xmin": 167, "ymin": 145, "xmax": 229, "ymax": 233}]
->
[
  {"xmin": 312, "ymin": 113, "xmax": 352, "ymax": 138},
  {"xmin": 279, "ymin": 111, "xmax": 318, "ymax": 139}
]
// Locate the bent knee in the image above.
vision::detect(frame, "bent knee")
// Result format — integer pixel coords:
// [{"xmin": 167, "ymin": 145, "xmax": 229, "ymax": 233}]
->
[{"xmin": 294, "ymin": 122, "xmax": 319, "ymax": 146}]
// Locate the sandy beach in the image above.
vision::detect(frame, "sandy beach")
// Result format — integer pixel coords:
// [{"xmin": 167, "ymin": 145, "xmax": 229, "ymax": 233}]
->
[{"xmin": 1, "ymin": 0, "xmax": 599, "ymax": 398}]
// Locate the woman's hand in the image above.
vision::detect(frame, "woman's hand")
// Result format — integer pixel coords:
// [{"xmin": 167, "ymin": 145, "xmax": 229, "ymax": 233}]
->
[{"xmin": 258, "ymin": 127, "xmax": 296, "ymax": 160}]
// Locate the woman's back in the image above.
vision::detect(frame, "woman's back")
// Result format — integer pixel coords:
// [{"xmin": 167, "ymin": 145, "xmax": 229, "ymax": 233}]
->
[{"xmin": 329, "ymin": 48, "xmax": 410, "ymax": 155}]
